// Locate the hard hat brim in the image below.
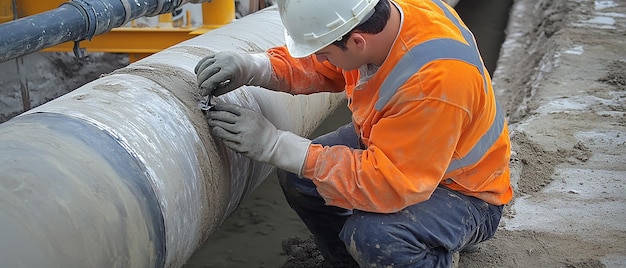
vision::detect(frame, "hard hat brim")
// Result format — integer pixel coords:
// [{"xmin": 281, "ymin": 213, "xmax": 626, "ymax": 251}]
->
[{"xmin": 284, "ymin": 30, "xmax": 325, "ymax": 58}]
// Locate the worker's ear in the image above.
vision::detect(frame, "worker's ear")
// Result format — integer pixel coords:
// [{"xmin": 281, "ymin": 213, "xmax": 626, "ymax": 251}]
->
[{"xmin": 348, "ymin": 32, "xmax": 367, "ymax": 53}]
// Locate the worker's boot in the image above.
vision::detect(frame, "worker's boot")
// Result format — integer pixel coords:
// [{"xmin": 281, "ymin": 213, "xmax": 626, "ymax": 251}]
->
[
  {"xmin": 452, "ymin": 243, "xmax": 480, "ymax": 268},
  {"xmin": 460, "ymin": 243, "xmax": 481, "ymax": 253}
]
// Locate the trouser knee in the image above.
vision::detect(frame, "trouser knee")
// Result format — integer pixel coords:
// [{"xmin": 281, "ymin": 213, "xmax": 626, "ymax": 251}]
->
[
  {"xmin": 277, "ymin": 169, "xmax": 320, "ymax": 206},
  {"xmin": 339, "ymin": 212, "xmax": 418, "ymax": 266}
]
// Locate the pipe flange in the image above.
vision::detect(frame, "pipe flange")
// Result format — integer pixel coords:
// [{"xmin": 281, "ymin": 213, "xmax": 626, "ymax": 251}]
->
[
  {"xmin": 151, "ymin": 0, "xmax": 165, "ymax": 17},
  {"xmin": 61, "ymin": 0, "xmax": 98, "ymax": 41},
  {"xmin": 119, "ymin": 0, "xmax": 133, "ymax": 25}
]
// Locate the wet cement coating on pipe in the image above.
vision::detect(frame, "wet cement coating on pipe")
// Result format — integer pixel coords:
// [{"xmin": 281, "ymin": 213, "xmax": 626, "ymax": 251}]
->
[
  {"xmin": 108, "ymin": 62, "xmax": 231, "ymax": 252},
  {"xmin": 0, "ymin": 113, "xmax": 164, "ymax": 267}
]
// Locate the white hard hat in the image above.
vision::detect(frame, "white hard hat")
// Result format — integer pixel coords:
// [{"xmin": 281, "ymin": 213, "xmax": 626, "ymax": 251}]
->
[{"xmin": 277, "ymin": 0, "xmax": 380, "ymax": 58}]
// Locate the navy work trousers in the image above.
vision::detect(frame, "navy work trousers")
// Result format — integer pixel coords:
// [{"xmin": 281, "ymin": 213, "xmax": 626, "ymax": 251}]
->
[{"xmin": 278, "ymin": 123, "xmax": 504, "ymax": 267}]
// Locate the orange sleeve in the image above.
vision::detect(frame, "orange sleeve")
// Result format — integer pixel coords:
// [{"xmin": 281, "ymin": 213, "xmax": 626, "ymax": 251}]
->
[{"xmin": 267, "ymin": 46, "xmax": 346, "ymax": 94}]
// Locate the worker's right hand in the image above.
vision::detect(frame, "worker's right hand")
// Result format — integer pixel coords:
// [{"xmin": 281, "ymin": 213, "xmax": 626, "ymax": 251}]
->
[
  {"xmin": 194, "ymin": 51, "xmax": 272, "ymax": 97},
  {"xmin": 207, "ymin": 103, "xmax": 311, "ymax": 176}
]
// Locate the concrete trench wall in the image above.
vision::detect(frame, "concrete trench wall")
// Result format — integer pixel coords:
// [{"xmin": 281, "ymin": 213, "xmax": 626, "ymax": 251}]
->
[
  {"xmin": 0, "ymin": 6, "xmax": 345, "ymax": 268},
  {"xmin": 486, "ymin": 0, "xmax": 626, "ymax": 266}
]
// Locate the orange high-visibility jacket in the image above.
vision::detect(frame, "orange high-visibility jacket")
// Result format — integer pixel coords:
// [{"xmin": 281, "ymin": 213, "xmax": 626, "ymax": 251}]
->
[{"xmin": 266, "ymin": 0, "xmax": 513, "ymax": 213}]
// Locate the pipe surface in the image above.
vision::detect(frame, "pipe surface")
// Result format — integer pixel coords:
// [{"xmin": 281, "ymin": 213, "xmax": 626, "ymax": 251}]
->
[
  {"xmin": 0, "ymin": 0, "xmax": 212, "ymax": 63},
  {"xmin": 0, "ymin": 6, "xmax": 345, "ymax": 268}
]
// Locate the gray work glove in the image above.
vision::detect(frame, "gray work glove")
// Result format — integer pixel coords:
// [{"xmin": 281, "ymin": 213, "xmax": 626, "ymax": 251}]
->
[
  {"xmin": 207, "ymin": 103, "xmax": 311, "ymax": 176},
  {"xmin": 194, "ymin": 51, "xmax": 273, "ymax": 96}
]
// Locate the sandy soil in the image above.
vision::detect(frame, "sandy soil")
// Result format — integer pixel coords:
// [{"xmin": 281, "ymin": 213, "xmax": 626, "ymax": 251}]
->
[
  {"xmin": 466, "ymin": 0, "xmax": 626, "ymax": 266},
  {"xmin": 1, "ymin": 0, "xmax": 624, "ymax": 267},
  {"xmin": 0, "ymin": 52, "xmax": 128, "ymax": 123}
]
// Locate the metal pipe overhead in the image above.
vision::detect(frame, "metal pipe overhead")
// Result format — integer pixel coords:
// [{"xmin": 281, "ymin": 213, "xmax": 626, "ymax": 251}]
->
[
  {"xmin": 0, "ymin": 0, "xmax": 210, "ymax": 63},
  {"xmin": 0, "ymin": 6, "xmax": 345, "ymax": 268}
]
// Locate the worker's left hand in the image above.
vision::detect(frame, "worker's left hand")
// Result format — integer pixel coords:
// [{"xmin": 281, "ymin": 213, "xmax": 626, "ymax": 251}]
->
[
  {"xmin": 206, "ymin": 103, "xmax": 311, "ymax": 176},
  {"xmin": 194, "ymin": 52, "xmax": 273, "ymax": 97}
]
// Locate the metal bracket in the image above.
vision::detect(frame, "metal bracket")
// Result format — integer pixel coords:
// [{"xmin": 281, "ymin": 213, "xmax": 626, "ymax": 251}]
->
[
  {"xmin": 198, "ymin": 95, "xmax": 213, "ymax": 113},
  {"xmin": 72, "ymin": 41, "xmax": 86, "ymax": 59}
]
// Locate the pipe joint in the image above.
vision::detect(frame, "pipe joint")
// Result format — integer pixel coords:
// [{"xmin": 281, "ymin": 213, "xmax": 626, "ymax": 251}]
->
[
  {"xmin": 61, "ymin": 1, "xmax": 98, "ymax": 41},
  {"xmin": 145, "ymin": 0, "xmax": 183, "ymax": 17},
  {"xmin": 59, "ymin": 0, "xmax": 126, "ymax": 58},
  {"xmin": 61, "ymin": 0, "xmax": 125, "ymax": 40},
  {"xmin": 149, "ymin": 0, "xmax": 214, "ymax": 17},
  {"xmin": 185, "ymin": 0, "xmax": 213, "ymax": 4},
  {"xmin": 118, "ymin": 0, "xmax": 189, "ymax": 21}
]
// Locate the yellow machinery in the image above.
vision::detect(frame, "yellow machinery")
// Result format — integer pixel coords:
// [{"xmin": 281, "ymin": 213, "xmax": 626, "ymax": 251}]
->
[
  {"xmin": 0, "ymin": 0, "xmax": 13, "ymax": 23},
  {"xmin": 0, "ymin": 0, "xmax": 235, "ymax": 62}
]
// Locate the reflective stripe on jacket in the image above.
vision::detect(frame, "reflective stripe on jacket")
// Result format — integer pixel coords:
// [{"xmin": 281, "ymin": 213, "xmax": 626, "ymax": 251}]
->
[{"xmin": 266, "ymin": 0, "xmax": 513, "ymax": 213}]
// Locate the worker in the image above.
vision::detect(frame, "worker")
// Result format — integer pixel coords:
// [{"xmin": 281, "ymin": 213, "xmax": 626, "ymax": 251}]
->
[{"xmin": 195, "ymin": 0, "xmax": 512, "ymax": 267}]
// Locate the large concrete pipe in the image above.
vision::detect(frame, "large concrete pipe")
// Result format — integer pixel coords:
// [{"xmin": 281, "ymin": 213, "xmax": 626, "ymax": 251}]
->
[
  {"xmin": 0, "ymin": 6, "xmax": 346, "ymax": 268},
  {"xmin": 0, "ymin": 0, "xmax": 211, "ymax": 63}
]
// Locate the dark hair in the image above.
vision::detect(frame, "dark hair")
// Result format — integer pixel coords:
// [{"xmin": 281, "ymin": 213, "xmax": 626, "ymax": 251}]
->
[{"xmin": 332, "ymin": 0, "xmax": 391, "ymax": 50}]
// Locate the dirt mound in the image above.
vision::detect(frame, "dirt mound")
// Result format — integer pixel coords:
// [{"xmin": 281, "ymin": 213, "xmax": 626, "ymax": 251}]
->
[{"xmin": 0, "ymin": 52, "xmax": 128, "ymax": 122}]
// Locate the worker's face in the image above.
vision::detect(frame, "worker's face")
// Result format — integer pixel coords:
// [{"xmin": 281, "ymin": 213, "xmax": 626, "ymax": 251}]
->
[{"xmin": 314, "ymin": 42, "xmax": 363, "ymax": 71}]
